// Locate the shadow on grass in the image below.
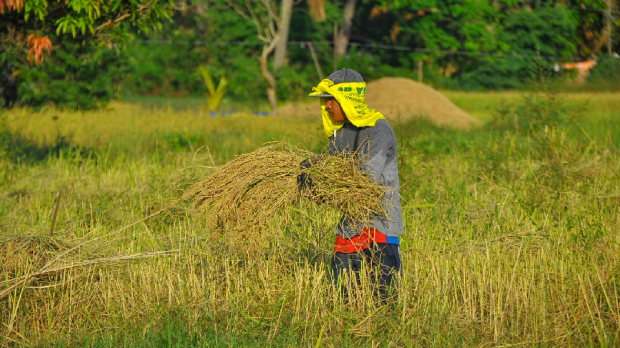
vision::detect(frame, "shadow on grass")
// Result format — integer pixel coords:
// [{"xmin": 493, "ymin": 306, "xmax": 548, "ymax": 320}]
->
[{"xmin": 0, "ymin": 116, "xmax": 94, "ymax": 164}]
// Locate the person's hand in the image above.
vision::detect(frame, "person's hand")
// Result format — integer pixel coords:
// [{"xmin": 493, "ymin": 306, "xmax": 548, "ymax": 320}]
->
[
  {"xmin": 297, "ymin": 155, "xmax": 322, "ymax": 192},
  {"xmin": 300, "ymin": 155, "xmax": 322, "ymax": 169},
  {"xmin": 297, "ymin": 172, "xmax": 312, "ymax": 191}
]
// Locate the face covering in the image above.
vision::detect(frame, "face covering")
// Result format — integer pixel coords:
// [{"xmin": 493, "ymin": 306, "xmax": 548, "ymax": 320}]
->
[{"xmin": 309, "ymin": 79, "xmax": 386, "ymax": 138}]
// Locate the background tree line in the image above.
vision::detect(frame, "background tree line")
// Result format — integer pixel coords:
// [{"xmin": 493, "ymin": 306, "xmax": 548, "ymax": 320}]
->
[{"xmin": 1, "ymin": 0, "xmax": 619, "ymax": 110}]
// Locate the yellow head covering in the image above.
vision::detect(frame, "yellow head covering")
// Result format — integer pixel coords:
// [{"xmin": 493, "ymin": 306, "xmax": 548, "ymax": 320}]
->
[{"xmin": 309, "ymin": 79, "xmax": 386, "ymax": 137}]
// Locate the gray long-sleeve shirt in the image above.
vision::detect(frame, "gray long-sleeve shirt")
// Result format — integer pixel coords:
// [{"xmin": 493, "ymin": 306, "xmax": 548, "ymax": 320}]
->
[{"xmin": 329, "ymin": 119, "xmax": 405, "ymax": 238}]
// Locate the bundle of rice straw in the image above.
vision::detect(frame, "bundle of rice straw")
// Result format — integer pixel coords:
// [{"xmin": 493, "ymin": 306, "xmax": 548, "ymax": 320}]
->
[
  {"xmin": 0, "ymin": 235, "xmax": 69, "ymax": 279},
  {"xmin": 182, "ymin": 142, "xmax": 385, "ymax": 231}
]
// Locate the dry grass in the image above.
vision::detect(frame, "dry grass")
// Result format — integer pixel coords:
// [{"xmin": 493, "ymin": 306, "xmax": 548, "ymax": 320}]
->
[
  {"xmin": 1, "ymin": 97, "xmax": 619, "ymax": 346},
  {"xmin": 0, "ymin": 235, "xmax": 69, "ymax": 279},
  {"xmin": 2, "ymin": 151, "xmax": 618, "ymax": 346},
  {"xmin": 2, "ymin": 102, "xmax": 325, "ymax": 159}
]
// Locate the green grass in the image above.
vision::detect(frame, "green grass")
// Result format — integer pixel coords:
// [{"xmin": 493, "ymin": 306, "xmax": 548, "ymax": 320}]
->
[
  {"xmin": 442, "ymin": 90, "xmax": 620, "ymax": 122},
  {"xmin": 1, "ymin": 91, "xmax": 620, "ymax": 347}
]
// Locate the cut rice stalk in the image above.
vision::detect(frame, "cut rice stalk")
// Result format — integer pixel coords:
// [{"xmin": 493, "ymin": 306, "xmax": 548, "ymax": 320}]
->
[{"xmin": 182, "ymin": 142, "xmax": 386, "ymax": 232}]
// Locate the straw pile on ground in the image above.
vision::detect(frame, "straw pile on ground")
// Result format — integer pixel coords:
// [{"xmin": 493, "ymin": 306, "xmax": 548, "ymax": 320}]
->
[
  {"xmin": 0, "ymin": 235, "xmax": 71, "ymax": 299},
  {"xmin": 365, "ymin": 77, "xmax": 479, "ymax": 128},
  {"xmin": 278, "ymin": 77, "xmax": 478, "ymax": 129},
  {"xmin": 182, "ymin": 142, "xmax": 385, "ymax": 233},
  {"xmin": 0, "ymin": 234, "xmax": 177, "ymax": 300},
  {"xmin": 0, "ymin": 235, "xmax": 69, "ymax": 280}
]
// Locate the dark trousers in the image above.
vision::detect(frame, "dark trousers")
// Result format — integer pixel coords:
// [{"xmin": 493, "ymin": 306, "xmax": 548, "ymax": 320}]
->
[{"xmin": 331, "ymin": 243, "xmax": 402, "ymax": 300}]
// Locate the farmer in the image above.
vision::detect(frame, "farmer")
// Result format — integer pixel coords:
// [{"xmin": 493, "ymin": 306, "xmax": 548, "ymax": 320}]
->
[{"xmin": 298, "ymin": 69, "xmax": 404, "ymax": 299}]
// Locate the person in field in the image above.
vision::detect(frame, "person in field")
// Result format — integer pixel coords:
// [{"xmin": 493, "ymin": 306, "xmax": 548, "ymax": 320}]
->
[{"xmin": 298, "ymin": 69, "xmax": 404, "ymax": 298}]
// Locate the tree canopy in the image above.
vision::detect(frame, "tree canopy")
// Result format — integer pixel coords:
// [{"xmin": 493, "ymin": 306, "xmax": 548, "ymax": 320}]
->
[
  {"xmin": 1, "ymin": 0, "xmax": 172, "ymax": 64},
  {"xmin": 1, "ymin": 0, "xmax": 618, "ymax": 109}
]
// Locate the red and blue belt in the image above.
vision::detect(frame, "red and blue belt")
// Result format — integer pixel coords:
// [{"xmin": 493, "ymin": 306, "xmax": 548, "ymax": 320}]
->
[{"xmin": 334, "ymin": 228, "xmax": 400, "ymax": 254}]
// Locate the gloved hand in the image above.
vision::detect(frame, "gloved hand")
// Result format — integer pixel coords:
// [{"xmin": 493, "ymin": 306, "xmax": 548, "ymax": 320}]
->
[
  {"xmin": 297, "ymin": 172, "xmax": 313, "ymax": 191},
  {"xmin": 297, "ymin": 155, "xmax": 322, "ymax": 192}
]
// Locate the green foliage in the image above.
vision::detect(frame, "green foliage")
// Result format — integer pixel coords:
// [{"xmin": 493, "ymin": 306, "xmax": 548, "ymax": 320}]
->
[
  {"xmin": 335, "ymin": 47, "xmax": 460, "ymax": 88},
  {"xmin": 357, "ymin": 0, "xmax": 508, "ymax": 88},
  {"xmin": 586, "ymin": 56, "xmax": 620, "ymax": 90},
  {"xmin": 4, "ymin": 0, "xmax": 618, "ymax": 109},
  {"xmin": 274, "ymin": 62, "xmax": 319, "ymax": 102},
  {"xmin": 198, "ymin": 65, "xmax": 228, "ymax": 112},
  {"xmin": 1, "ymin": 0, "xmax": 173, "ymax": 109},
  {"xmin": 455, "ymin": 6, "xmax": 578, "ymax": 90},
  {"xmin": 120, "ymin": 9, "xmax": 266, "ymax": 102},
  {"xmin": 456, "ymin": 58, "xmax": 527, "ymax": 90},
  {"xmin": 336, "ymin": 47, "xmax": 414, "ymax": 80},
  {"xmin": 16, "ymin": 38, "xmax": 131, "ymax": 110},
  {"xmin": 502, "ymin": 6, "xmax": 577, "ymax": 58},
  {"xmin": 3, "ymin": 0, "xmax": 172, "ymax": 41},
  {"xmin": 121, "ymin": 10, "xmax": 325, "ymax": 104},
  {"xmin": 117, "ymin": 1, "xmax": 343, "ymax": 102},
  {"xmin": 344, "ymin": 2, "xmax": 587, "ymax": 91},
  {"xmin": 372, "ymin": 0, "xmax": 505, "ymax": 54},
  {"xmin": 121, "ymin": 42, "xmax": 209, "ymax": 96}
]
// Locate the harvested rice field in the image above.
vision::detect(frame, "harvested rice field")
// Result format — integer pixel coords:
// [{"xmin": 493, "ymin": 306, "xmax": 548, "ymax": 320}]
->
[{"xmin": 1, "ymin": 91, "xmax": 620, "ymax": 346}]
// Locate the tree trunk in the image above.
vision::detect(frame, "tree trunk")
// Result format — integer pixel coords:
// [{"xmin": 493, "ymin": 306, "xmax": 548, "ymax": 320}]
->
[
  {"xmin": 273, "ymin": 0, "xmax": 293, "ymax": 69},
  {"xmin": 309, "ymin": 0, "xmax": 326, "ymax": 21},
  {"xmin": 260, "ymin": 43, "xmax": 278, "ymax": 114},
  {"xmin": 335, "ymin": 0, "xmax": 356, "ymax": 58},
  {"xmin": 590, "ymin": 34, "xmax": 609, "ymax": 58}
]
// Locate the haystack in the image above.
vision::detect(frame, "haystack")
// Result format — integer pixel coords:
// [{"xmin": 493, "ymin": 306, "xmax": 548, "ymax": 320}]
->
[
  {"xmin": 279, "ymin": 77, "xmax": 478, "ymax": 129},
  {"xmin": 366, "ymin": 77, "xmax": 478, "ymax": 128}
]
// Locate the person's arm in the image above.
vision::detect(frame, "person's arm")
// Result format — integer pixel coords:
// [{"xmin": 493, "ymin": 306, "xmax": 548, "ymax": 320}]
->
[{"xmin": 362, "ymin": 129, "xmax": 393, "ymax": 183}]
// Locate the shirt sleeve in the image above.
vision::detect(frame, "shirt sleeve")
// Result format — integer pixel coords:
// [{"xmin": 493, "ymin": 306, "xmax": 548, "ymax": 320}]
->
[{"xmin": 362, "ymin": 128, "xmax": 392, "ymax": 183}]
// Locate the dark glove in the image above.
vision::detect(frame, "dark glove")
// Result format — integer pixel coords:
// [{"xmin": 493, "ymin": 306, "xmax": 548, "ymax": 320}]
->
[
  {"xmin": 297, "ymin": 172, "xmax": 313, "ymax": 191},
  {"xmin": 297, "ymin": 155, "xmax": 322, "ymax": 192},
  {"xmin": 300, "ymin": 155, "xmax": 321, "ymax": 169}
]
